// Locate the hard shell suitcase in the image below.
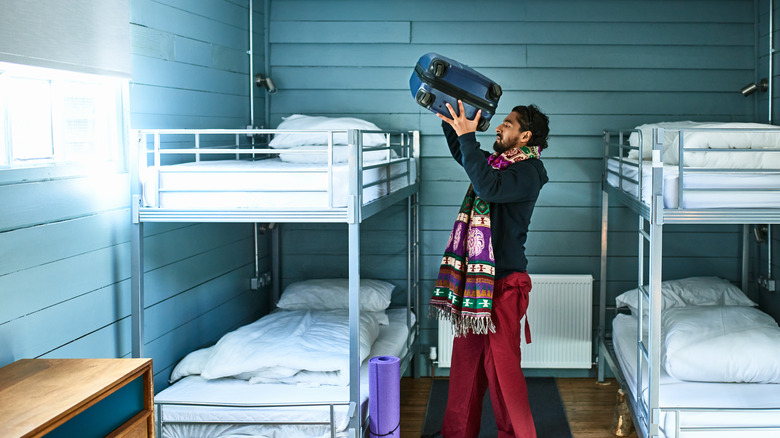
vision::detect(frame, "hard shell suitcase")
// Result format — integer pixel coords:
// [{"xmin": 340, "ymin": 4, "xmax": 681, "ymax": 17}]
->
[{"xmin": 410, "ymin": 52, "xmax": 502, "ymax": 131}]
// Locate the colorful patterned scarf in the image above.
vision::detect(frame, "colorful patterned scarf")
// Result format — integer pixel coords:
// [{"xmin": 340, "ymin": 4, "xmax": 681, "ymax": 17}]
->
[{"xmin": 430, "ymin": 145, "xmax": 540, "ymax": 336}]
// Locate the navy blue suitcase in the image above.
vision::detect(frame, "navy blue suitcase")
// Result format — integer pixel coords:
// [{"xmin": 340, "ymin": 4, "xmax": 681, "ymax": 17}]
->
[{"xmin": 410, "ymin": 52, "xmax": 502, "ymax": 131}]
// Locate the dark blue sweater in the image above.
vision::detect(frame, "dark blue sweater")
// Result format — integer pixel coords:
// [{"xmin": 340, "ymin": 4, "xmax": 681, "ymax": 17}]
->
[{"xmin": 443, "ymin": 122, "xmax": 548, "ymax": 278}]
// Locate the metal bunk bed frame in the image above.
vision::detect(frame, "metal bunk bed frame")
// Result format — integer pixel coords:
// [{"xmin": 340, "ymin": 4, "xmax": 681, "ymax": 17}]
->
[
  {"xmin": 597, "ymin": 127, "xmax": 780, "ymax": 438},
  {"xmin": 129, "ymin": 127, "xmax": 421, "ymax": 438}
]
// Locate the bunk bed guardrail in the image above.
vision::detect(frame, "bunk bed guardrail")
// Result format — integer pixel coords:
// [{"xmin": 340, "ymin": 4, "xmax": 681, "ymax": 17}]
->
[
  {"xmin": 130, "ymin": 128, "xmax": 420, "ymax": 224},
  {"xmin": 599, "ymin": 125, "xmax": 780, "ymax": 438}
]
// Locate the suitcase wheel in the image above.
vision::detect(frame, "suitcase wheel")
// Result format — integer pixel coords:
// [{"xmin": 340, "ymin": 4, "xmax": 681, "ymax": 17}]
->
[
  {"xmin": 428, "ymin": 59, "xmax": 449, "ymax": 78},
  {"xmin": 415, "ymin": 89, "xmax": 435, "ymax": 109},
  {"xmin": 477, "ymin": 117, "xmax": 490, "ymax": 132},
  {"xmin": 488, "ymin": 83, "xmax": 503, "ymax": 101}
]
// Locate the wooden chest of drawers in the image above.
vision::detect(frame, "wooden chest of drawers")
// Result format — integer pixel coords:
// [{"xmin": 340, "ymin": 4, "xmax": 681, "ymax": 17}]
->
[{"xmin": 0, "ymin": 358, "xmax": 154, "ymax": 437}]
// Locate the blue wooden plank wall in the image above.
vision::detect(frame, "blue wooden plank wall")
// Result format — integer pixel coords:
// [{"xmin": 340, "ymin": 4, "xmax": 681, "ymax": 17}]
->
[
  {"xmin": 2, "ymin": 0, "xmax": 777, "ymax": 391},
  {"xmin": 266, "ymin": 0, "xmax": 765, "ymax": 377},
  {"xmin": 0, "ymin": 0, "xmax": 268, "ymax": 393},
  {"xmin": 129, "ymin": 0, "xmax": 269, "ymax": 392}
]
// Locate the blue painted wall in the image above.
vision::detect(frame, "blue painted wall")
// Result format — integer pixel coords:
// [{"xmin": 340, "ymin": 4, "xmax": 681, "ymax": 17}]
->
[
  {"xmin": 2, "ymin": 0, "xmax": 777, "ymax": 390},
  {"xmin": 264, "ymin": 0, "xmax": 767, "ymax": 376},
  {"xmin": 0, "ymin": 0, "xmax": 268, "ymax": 392},
  {"xmin": 129, "ymin": 0, "xmax": 270, "ymax": 391}
]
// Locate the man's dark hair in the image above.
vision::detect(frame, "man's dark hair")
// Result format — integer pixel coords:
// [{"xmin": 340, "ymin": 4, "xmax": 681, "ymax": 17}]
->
[{"xmin": 512, "ymin": 104, "xmax": 549, "ymax": 150}]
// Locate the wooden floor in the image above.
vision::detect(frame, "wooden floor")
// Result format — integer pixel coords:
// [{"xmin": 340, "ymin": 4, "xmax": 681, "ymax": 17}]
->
[{"xmin": 400, "ymin": 377, "xmax": 638, "ymax": 438}]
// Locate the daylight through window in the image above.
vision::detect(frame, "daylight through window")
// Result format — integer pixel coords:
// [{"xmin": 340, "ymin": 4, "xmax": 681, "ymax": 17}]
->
[{"xmin": 0, "ymin": 62, "xmax": 125, "ymax": 170}]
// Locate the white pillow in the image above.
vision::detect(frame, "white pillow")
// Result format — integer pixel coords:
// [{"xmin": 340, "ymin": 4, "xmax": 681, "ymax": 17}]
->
[
  {"xmin": 615, "ymin": 276, "xmax": 755, "ymax": 316},
  {"xmin": 277, "ymin": 278, "xmax": 395, "ymax": 312},
  {"xmin": 169, "ymin": 346, "xmax": 213, "ymax": 383},
  {"xmin": 662, "ymin": 306, "xmax": 780, "ymax": 383},
  {"xmin": 269, "ymin": 114, "xmax": 387, "ymax": 148}
]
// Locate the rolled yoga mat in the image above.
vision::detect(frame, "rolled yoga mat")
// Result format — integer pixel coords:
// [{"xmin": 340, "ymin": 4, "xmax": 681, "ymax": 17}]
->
[{"xmin": 368, "ymin": 355, "xmax": 401, "ymax": 437}]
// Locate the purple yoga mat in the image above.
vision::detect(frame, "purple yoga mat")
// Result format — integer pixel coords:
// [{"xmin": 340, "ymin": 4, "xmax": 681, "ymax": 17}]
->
[{"xmin": 368, "ymin": 355, "xmax": 401, "ymax": 437}]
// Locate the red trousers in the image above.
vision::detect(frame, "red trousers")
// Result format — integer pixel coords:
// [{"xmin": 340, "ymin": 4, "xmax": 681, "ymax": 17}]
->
[{"xmin": 441, "ymin": 271, "xmax": 536, "ymax": 438}]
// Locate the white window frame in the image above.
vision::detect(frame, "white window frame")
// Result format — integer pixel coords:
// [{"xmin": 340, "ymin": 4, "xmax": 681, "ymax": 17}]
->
[{"xmin": 0, "ymin": 62, "xmax": 129, "ymax": 184}]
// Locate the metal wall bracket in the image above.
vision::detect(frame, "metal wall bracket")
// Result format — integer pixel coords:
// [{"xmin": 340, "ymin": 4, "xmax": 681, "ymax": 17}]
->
[
  {"xmin": 759, "ymin": 276, "xmax": 776, "ymax": 292},
  {"xmin": 132, "ymin": 195, "xmax": 141, "ymax": 224},
  {"xmin": 250, "ymin": 271, "xmax": 272, "ymax": 290}
]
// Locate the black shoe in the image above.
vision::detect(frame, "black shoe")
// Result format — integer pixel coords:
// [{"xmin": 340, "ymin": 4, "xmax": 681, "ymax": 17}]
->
[{"xmin": 421, "ymin": 432, "xmax": 442, "ymax": 438}]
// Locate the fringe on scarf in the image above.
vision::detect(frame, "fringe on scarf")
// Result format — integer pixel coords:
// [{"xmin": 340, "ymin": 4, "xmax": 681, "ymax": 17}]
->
[{"xmin": 428, "ymin": 306, "xmax": 496, "ymax": 337}]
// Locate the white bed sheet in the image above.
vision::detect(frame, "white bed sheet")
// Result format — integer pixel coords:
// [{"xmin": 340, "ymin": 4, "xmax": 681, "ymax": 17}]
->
[
  {"xmin": 155, "ymin": 308, "xmax": 415, "ymax": 438},
  {"xmin": 142, "ymin": 157, "xmax": 417, "ymax": 209},
  {"xmin": 612, "ymin": 313, "xmax": 780, "ymax": 437},
  {"xmin": 606, "ymin": 157, "xmax": 780, "ymax": 208}
]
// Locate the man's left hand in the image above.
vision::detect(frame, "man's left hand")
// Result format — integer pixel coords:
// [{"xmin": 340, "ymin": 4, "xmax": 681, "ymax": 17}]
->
[{"xmin": 438, "ymin": 100, "xmax": 481, "ymax": 136}]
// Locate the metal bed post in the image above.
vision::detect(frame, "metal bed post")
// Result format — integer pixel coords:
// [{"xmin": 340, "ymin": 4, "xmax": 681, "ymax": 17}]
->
[
  {"xmin": 131, "ymin": 219, "xmax": 144, "ymax": 358},
  {"xmin": 408, "ymin": 130, "xmax": 422, "ymax": 378},
  {"xmin": 347, "ymin": 224, "xmax": 361, "ymax": 438},
  {"xmin": 597, "ymin": 190, "xmax": 609, "ymax": 382},
  {"xmin": 742, "ymin": 224, "xmax": 750, "ymax": 293},
  {"xmin": 647, "ymin": 128, "xmax": 665, "ymax": 438},
  {"xmin": 407, "ymin": 191, "xmax": 421, "ymax": 378},
  {"xmin": 407, "ymin": 196, "xmax": 414, "ymax": 371},
  {"xmin": 597, "ymin": 131, "xmax": 610, "ymax": 382},
  {"xmin": 347, "ymin": 128, "xmax": 363, "ymax": 438},
  {"xmin": 271, "ymin": 224, "xmax": 281, "ymax": 309},
  {"xmin": 130, "ymin": 130, "xmax": 145, "ymax": 358}
]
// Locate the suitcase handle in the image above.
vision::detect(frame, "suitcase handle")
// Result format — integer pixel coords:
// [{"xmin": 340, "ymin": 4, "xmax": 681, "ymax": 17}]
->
[{"xmin": 414, "ymin": 64, "xmax": 498, "ymax": 114}]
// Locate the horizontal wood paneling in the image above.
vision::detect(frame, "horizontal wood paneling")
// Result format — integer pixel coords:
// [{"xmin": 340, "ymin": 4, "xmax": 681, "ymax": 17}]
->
[
  {"xmin": 271, "ymin": 0, "xmax": 753, "ymax": 23},
  {"xmin": 271, "ymin": 21, "xmax": 411, "ymax": 43},
  {"xmin": 0, "ymin": 174, "xmax": 129, "ymax": 233},
  {"xmin": 272, "ymin": 66, "xmax": 748, "ymax": 92},
  {"xmin": 131, "ymin": 56, "xmax": 248, "ymax": 95},
  {"xmin": 0, "ymin": 210, "xmax": 129, "ymax": 277},
  {"xmin": 3, "ymin": 0, "xmax": 762, "ymax": 388},
  {"xmin": 129, "ymin": 0, "xmax": 266, "ymax": 389},
  {"xmin": 1, "ymin": 0, "xmax": 265, "ymax": 394},
  {"xmin": 269, "ymin": 0, "xmax": 757, "ymax": 377},
  {"xmin": 270, "ymin": 43, "xmax": 751, "ymax": 69},
  {"xmin": 412, "ymin": 22, "xmax": 752, "ymax": 45},
  {"xmin": 131, "ymin": 85, "xmax": 248, "ymax": 119},
  {"xmin": 0, "ymin": 223, "xmax": 256, "ymax": 352},
  {"xmin": 269, "ymin": 89, "xmax": 754, "ymax": 117},
  {"xmin": 131, "ymin": 0, "xmax": 248, "ymax": 49}
]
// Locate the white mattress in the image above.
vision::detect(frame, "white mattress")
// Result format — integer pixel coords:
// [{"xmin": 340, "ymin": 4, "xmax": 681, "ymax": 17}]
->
[
  {"xmin": 612, "ymin": 313, "xmax": 780, "ymax": 437},
  {"xmin": 142, "ymin": 157, "xmax": 417, "ymax": 210},
  {"xmin": 155, "ymin": 308, "xmax": 415, "ymax": 438},
  {"xmin": 606, "ymin": 157, "xmax": 780, "ymax": 208}
]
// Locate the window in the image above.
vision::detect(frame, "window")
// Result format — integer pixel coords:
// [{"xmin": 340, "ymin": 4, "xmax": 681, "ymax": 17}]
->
[{"xmin": 0, "ymin": 62, "xmax": 126, "ymax": 173}]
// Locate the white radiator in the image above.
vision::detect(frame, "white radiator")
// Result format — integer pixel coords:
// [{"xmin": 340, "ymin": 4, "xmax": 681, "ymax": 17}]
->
[{"xmin": 437, "ymin": 274, "xmax": 593, "ymax": 369}]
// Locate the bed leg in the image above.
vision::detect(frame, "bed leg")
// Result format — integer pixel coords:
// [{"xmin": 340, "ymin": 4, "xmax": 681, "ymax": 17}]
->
[
  {"xmin": 598, "ymin": 189, "xmax": 609, "ymax": 382},
  {"xmin": 610, "ymin": 388, "xmax": 634, "ymax": 436}
]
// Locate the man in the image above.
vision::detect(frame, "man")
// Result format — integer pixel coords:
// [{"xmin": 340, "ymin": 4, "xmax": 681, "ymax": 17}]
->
[{"xmin": 429, "ymin": 100, "xmax": 549, "ymax": 438}]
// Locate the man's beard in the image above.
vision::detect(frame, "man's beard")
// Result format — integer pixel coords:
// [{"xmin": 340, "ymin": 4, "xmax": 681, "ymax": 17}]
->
[{"xmin": 493, "ymin": 139, "xmax": 512, "ymax": 154}]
